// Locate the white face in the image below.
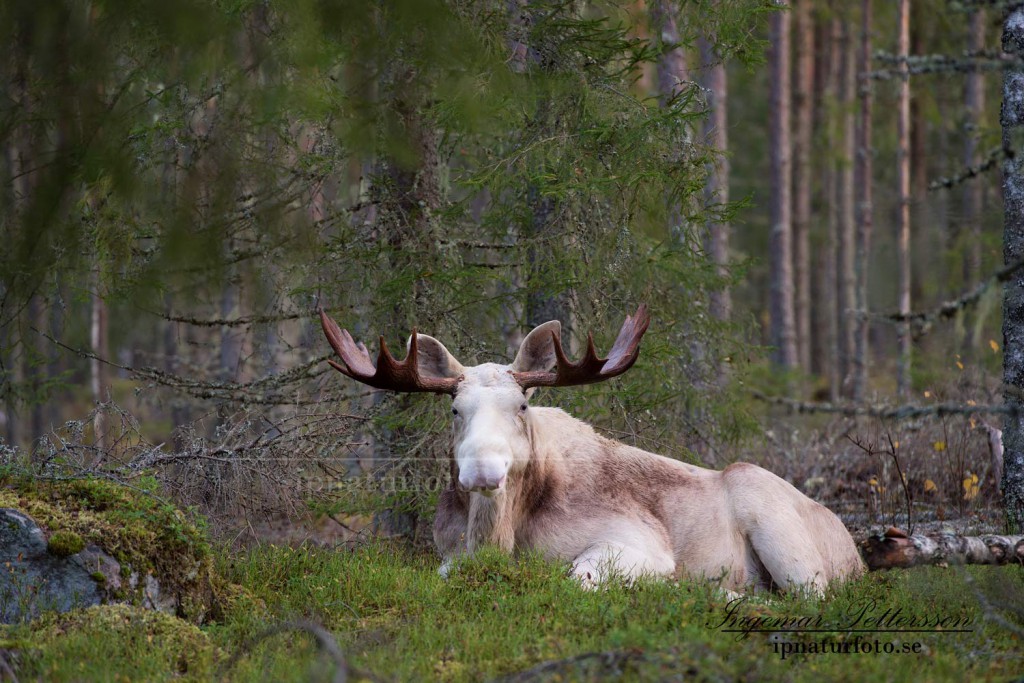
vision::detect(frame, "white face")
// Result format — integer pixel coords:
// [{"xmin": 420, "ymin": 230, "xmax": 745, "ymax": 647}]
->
[
  {"xmin": 450, "ymin": 363, "xmax": 533, "ymax": 495},
  {"xmin": 410, "ymin": 319, "xmax": 559, "ymax": 497}
]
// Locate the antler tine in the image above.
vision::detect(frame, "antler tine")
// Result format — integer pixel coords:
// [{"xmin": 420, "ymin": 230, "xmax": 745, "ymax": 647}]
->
[
  {"xmin": 515, "ymin": 304, "xmax": 651, "ymax": 389},
  {"xmin": 318, "ymin": 308, "xmax": 459, "ymax": 394}
]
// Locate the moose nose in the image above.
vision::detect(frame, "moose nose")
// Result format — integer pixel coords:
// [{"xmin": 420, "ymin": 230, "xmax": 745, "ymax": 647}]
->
[{"xmin": 461, "ymin": 473, "xmax": 507, "ymax": 494}]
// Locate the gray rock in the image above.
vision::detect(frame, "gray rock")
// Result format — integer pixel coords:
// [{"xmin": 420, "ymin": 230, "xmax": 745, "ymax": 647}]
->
[{"xmin": 0, "ymin": 508, "xmax": 172, "ymax": 623}]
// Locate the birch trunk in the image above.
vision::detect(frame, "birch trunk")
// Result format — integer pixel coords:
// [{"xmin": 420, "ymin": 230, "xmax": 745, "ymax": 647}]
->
[{"xmin": 862, "ymin": 528, "xmax": 1024, "ymax": 569}]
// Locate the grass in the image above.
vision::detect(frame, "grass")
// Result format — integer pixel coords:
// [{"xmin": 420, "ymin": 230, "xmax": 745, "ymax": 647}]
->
[{"xmin": 3, "ymin": 541, "xmax": 1022, "ymax": 682}]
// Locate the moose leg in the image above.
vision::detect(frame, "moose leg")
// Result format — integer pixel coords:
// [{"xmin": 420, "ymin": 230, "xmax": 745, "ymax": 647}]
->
[
  {"xmin": 573, "ymin": 520, "xmax": 675, "ymax": 585},
  {"xmin": 433, "ymin": 488, "xmax": 469, "ymax": 577}
]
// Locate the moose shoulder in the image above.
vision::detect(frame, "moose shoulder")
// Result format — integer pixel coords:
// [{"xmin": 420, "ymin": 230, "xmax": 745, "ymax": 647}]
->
[{"xmin": 320, "ymin": 305, "xmax": 864, "ymax": 593}]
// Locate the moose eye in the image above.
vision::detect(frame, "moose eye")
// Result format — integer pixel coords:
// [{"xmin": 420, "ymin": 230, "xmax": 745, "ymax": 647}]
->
[
  {"xmin": 520, "ymin": 404, "xmax": 528, "ymax": 411},
  {"xmin": 452, "ymin": 408, "xmax": 459, "ymax": 416}
]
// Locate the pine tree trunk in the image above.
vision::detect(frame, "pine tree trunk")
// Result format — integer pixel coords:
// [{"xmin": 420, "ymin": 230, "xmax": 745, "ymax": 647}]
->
[
  {"xmin": 963, "ymin": 8, "xmax": 986, "ymax": 356},
  {"xmin": 699, "ymin": 29, "xmax": 730, "ymax": 328},
  {"xmin": 27, "ymin": 295, "xmax": 44, "ymax": 444},
  {"xmin": 1001, "ymin": 5, "xmax": 1024, "ymax": 533},
  {"xmin": 837, "ymin": 19, "xmax": 856, "ymax": 396},
  {"xmin": 896, "ymin": 0, "xmax": 912, "ymax": 399},
  {"xmin": 852, "ymin": 0, "xmax": 873, "ymax": 401},
  {"xmin": 769, "ymin": 2, "xmax": 797, "ymax": 369},
  {"xmin": 810, "ymin": 11, "xmax": 832, "ymax": 380},
  {"xmin": 90, "ymin": 267, "xmax": 108, "ymax": 459},
  {"xmin": 791, "ymin": 0, "xmax": 814, "ymax": 374},
  {"xmin": 651, "ymin": 0, "xmax": 687, "ymax": 106},
  {"xmin": 824, "ymin": 15, "xmax": 841, "ymax": 399},
  {"xmin": 652, "ymin": 0, "xmax": 690, "ymax": 245}
]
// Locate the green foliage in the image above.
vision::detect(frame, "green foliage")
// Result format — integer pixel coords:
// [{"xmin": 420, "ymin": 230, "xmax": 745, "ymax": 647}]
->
[
  {"xmin": 0, "ymin": 1, "xmax": 764, "ymax": 495},
  {"xmin": 2, "ymin": 541, "xmax": 1021, "ymax": 681}
]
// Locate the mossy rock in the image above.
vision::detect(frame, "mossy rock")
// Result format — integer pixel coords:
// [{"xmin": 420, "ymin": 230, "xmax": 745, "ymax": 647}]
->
[
  {"xmin": 20, "ymin": 604, "xmax": 216, "ymax": 680},
  {"xmin": 0, "ymin": 475, "xmax": 216, "ymax": 623}
]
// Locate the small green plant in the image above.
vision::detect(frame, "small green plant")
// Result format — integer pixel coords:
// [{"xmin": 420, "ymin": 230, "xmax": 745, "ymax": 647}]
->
[{"xmin": 46, "ymin": 531, "xmax": 85, "ymax": 558}]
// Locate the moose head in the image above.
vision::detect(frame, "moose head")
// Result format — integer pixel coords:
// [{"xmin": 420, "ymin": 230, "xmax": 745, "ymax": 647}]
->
[{"xmin": 318, "ymin": 305, "xmax": 650, "ymax": 495}]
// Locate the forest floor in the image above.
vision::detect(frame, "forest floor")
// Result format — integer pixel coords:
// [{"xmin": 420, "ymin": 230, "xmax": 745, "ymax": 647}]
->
[{"xmin": 3, "ymin": 540, "xmax": 1022, "ymax": 682}]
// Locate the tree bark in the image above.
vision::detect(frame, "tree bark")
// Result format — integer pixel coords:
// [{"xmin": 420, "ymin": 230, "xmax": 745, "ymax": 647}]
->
[
  {"xmin": 963, "ymin": 8, "xmax": 986, "ymax": 356},
  {"xmin": 861, "ymin": 527, "xmax": 1024, "ymax": 569},
  {"xmin": 852, "ymin": 0, "xmax": 873, "ymax": 401},
  {"xmin": 823, "ymin": 15, "xmax": 841, "ymax": 399},
  {"xmin": 837, "ymin": 19, "xmax": 856, "ymax": 396},
  {"xmin": 652, "ymin": 0, "xmax": 690, "ymax": 243},
  {"xmin": 699, "ymin": 26, "xmax": 730, "ymax": 328},
  {"xmin": 769, "ymin": 2, "xmax": 797, "ymax": 369},
  {"xmin": 89, "ymin": 267, "xmax": 108, "ymax": 458},
  {"xmin": 791, "ymin": 0, "xmax": 814, "ymax": 374},
  {"xmin": 650, "ymin": 0, "xmax": 687, "ymax": 106},
  {"xmin": 1001, "ymin": 5, "xmax": 1024, "ymax": 533},
  {"xmin": 809, "ymin": 11, "xmax": 833, "ymax": 381},
  {"xmin": 896, "ymin": 0, "xmax": 912, "ymax": 399}
]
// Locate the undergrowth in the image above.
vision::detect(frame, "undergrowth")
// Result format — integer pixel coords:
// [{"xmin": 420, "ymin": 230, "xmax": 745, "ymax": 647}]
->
[{"xmin": 3, "ymin": 542, "xmax": 1021, "ymax": 682}]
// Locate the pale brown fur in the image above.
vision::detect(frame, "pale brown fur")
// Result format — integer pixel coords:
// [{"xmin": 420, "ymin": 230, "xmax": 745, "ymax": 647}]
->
[{"xmin": 435, "ymin": 406, "xmax": 865, "ymax": 592}]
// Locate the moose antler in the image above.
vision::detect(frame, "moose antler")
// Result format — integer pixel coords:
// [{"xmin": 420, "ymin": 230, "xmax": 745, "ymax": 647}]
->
[
  {"xmin": 319, "ymin": 308, "xmax": 460, "ymax": 394},
  {"xmin": 512, "ymin": 304, "xmax": 651, "ymax": 389}
]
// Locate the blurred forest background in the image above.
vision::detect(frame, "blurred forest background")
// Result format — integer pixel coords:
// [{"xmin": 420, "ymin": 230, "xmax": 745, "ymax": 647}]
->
[{"xmin": 0, "ymin": 0, "xmax": 1016, "ymax": 542}]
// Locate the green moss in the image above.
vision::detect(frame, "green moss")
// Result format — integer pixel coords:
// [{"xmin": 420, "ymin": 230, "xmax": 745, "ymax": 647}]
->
[
  {"xmin": 46, "ymin": 531, "xmax": 85, "ymax": 558},
  {"xmin": 12, "ymin": 604, "xmax": 215, "ymax": 681},
  {"xmin": 90, "ymin": 571, "xmax": 107, "ymax": 586},
  {"xmin": 0, "ymin": 476, "xmax": 215, "ymax": 623}
]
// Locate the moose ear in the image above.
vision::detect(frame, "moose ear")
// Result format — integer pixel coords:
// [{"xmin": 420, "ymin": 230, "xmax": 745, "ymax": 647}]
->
[
  {"xmin": 408, "ymin": 334, "xmax": 465, "ymax": 380},
  {"xmin": 511, "ymin": 321, "xmax": 561, "ymax": 374}
]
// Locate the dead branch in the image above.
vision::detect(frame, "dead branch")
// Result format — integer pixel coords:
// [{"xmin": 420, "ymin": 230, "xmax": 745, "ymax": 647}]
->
[
  {"xmin": 861, "ymin": 527, "xmax": 1024, "ymax": 569},
  {"xmin": 857, "ymin": 255, "xmax": 1024, "ymax": 338},
  {"xmin": 0, "ymin": 649, "xmax": 19, "ymax": 683},
  {"xmin": 220, "ymin": 620, "xmax": 360, "ymax": 683},
  {"xmin": 750, "ymin": 391, "xmax": 1015, "ymax": 419},
  {"xmin": 959, "ymin": 565, "xmax": 1024, "ymax": 638},
  {"xmin": 491, "ymin": 649, "xmax": 653, "ymax": 683},
  {"xmin": 154, "ymin": 310, "xmax": 310, "ymax": 327},
  {"xmin": 927, "ymin": 145, "xmax": 1009, "ymax": 191}
]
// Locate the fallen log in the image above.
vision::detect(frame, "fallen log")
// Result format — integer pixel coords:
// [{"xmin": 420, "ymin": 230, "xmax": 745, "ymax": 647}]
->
[{"xmin": 861, "ymin": 527, "xmax": 1024, "ymax": 569}]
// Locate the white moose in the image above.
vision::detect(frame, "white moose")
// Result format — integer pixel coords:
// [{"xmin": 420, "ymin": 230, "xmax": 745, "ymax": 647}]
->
[{"xmin": 320, "ymin": 305, "xmax": 865, "ymax": 592}]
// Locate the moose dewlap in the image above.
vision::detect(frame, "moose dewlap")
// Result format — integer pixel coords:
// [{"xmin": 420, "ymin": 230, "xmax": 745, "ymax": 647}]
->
[{"xmin": 320, "ymin": 305, "xmax": 865, "ymax": 592}]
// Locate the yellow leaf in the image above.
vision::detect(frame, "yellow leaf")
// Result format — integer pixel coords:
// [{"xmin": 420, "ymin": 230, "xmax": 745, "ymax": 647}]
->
[
  {"xmin": 923, "ymin": 391, "xmax": 931, "ymax": 398},
  {"xmin": 956, "ymin": 361, "xmax": 964, "ymax": 370},
  {"xmin": 924, "ymin": 479, "xmax": 937, "ymax": 492},
  {"xmin": 869, "ymin": 477, "xmax": 879, "ymax": 487},
  {"xmin": 893, "ymin": 440, "xmax": 900, "ymax": 449},
  {"xmin": 933, "ymin": 441, "xmax": 946, "ymax": 452},
  {"xmin": 990, "ymin": 339, "xmax": 1000, "ymax": 352},
  {"xmin": 963, "ymin": 476, "xmax": 980, "ymax": 501}
]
